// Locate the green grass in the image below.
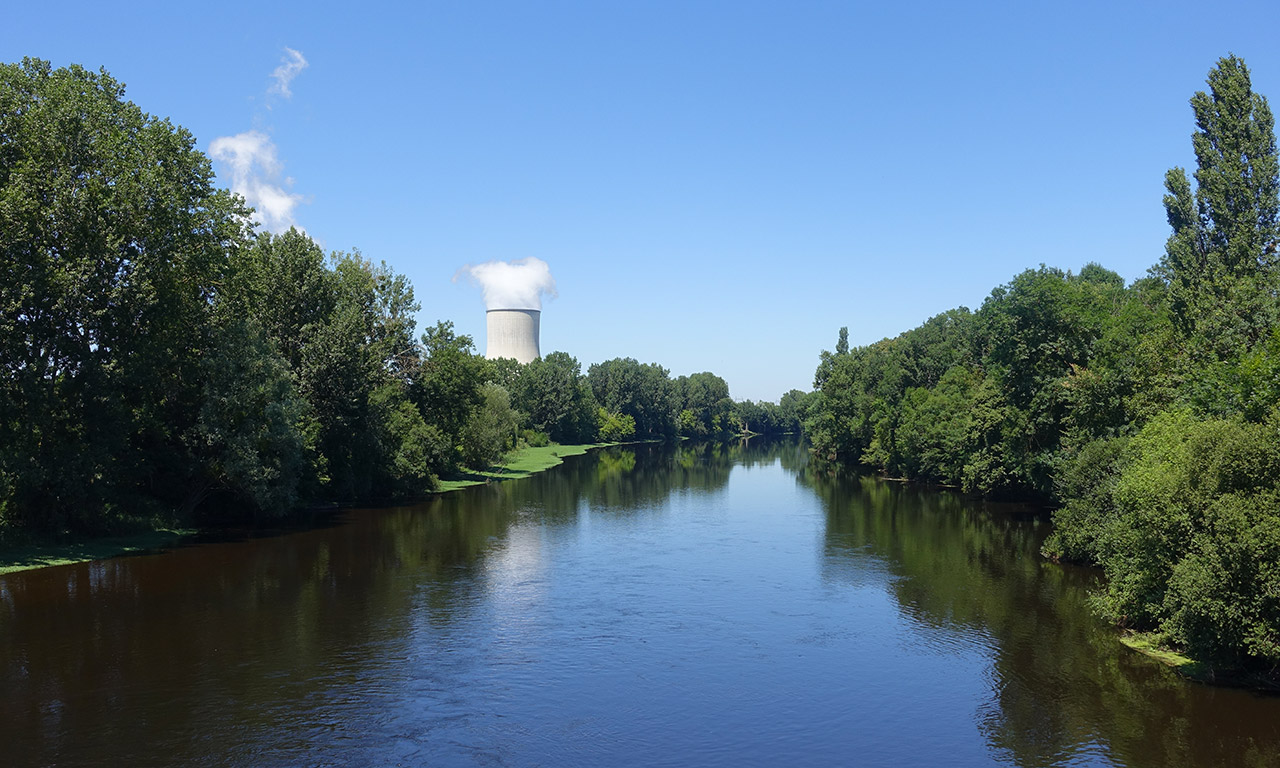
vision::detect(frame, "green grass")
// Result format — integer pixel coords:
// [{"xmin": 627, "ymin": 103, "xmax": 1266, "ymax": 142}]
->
[
  {"xmin": 0, "ymin": 527, "xmax": 198, "ymax": 575},
  {"xmin": 1120, "ymin": 632, "xmax": 1196, "ymax": 668},
  {"xmin": 436, "ymin": 443, "xmax": 602, "ymax": 492},
  {"xmin": 1118, "ymin": 632, "xmax": 1280, "ymax": 690}
]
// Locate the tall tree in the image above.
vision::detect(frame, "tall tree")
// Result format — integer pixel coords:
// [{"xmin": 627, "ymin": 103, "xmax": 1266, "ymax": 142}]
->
[
  {"xmin": 0, "ymin": 59, "xmax": 250, "ymax": 532},
  {"xmin": 1158, "ymin": 54, "xmax": 1280, "ymax": 358},
  {"xmin": 515, "ymin": 351, "xmax": 598, "ymax": 443},
  {"xmin": 587, "ymin": 358, "xmax": 676, "ymax": 439},
  {"xmin": 414, "ymin": 321, "xmax": 487, "ymax": 465}
]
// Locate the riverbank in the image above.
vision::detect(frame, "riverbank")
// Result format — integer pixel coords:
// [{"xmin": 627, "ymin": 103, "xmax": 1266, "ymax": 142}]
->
[
  {"xmin": 434, "ymin": 442, "xmax": 604, "ymax": 492},
  {"xmin": 1121, "ymin": 632, "xmax": 1280, "ymax": 691},
  {"xmin": 0, "ymin": 527, "xmax": 199, "ymax": 576},
  {"xmin": 0, "ymin": 442, "xmax": 608, "ymax": 576}
]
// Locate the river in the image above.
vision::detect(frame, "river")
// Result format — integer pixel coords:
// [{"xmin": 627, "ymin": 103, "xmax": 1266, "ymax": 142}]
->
[{"xmin": 2, "ymin": 440, "xmax": 1278, "ymax": 767}]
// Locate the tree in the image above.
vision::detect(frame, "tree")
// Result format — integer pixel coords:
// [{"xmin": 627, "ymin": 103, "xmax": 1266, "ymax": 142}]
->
[
  {"xmin": 587, "ymin": 358, "xmax": 677, "ymax": 439},
  {"xmin": 776, "ymin": 389, "xmax": 812, "ymax": 434},
  {"xmin": 514, "ymin": 351, "xmax": 598, "ymax": 443},
  {"xmin": 1076, "ymin": 409, "xmax": 1280, "ymax": 668},
  {"xmin": 228, "ymin": 237, "xmax": 440, "ymax": 501},
  {"xmin": 672, "ymin": 372, "xmax": 732, "ymax": 437},
  {"xmin": 0, "ymin": 59, "xmax": 251, "ymax": 533},
  {"xmin": 1157, "ymin": 55, "xmax": 1280, "ymax": 358},
  {"xmin": 224, "ymin": 229, "xmax": 334, "ymax": 374},
  {"xmin": 414, "ymin": 321, "xmax": 487, "ymax": 467},
  {"xmin": 189, "ymin": 318, "xmax": 314, "ymax": 518},
  {"xmin": 460, "ymin": 383, "xmax": 519, "ymax": 468}
]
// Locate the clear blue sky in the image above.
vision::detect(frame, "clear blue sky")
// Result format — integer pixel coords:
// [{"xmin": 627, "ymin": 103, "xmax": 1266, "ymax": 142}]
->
[{"xmin": 6, "ymin": 1, "xmax": 1280, "ymax": 401}]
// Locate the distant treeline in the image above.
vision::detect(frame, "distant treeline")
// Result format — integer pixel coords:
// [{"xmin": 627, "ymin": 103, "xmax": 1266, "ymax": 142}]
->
[
  {"xmin": 801, "ymin": 56, "xmax": 1280, "ymax": 673},
  {"xmin": 0, "ymin": 58, "xmax": 799, "ymax": 538}
]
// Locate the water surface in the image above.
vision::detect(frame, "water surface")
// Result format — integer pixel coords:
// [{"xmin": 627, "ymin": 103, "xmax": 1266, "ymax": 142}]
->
[{"xmin": 2, "ymin": 441, "xmax": 1277, "ymax": 766}]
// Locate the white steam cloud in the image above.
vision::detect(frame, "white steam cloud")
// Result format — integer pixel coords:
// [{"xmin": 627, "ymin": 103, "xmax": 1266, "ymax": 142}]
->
[
  {"xmin": 455, "ymin": 257, "xmax": 558, "ymax": 310},
  {"xmin": 209, "ymin": 130, "xmax": 303, "ymax": 233},
  {"xmin": 268, "ymin": 47, "xmax": 308, "ymax": 100}
]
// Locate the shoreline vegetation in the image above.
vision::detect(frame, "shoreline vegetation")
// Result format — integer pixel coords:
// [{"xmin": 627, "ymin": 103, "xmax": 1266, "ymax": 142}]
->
[
  {"xmin": 6, "ymin": 52, "xmax": 1279, "ymax": 693},
  {"xmin": 1, "ymin": 59, "xmax": 802, "ymax": 566},
  {"xmin": 0, "ymin": 441, "xmax": 613, "ymax": 576},
  {"xmin": 1119, "ymin": 633, "xmax": 1280, "ymax": 692},
  {"xmin": 802, "ymin": 55, "xmax": 1280, "ymax": 688}
]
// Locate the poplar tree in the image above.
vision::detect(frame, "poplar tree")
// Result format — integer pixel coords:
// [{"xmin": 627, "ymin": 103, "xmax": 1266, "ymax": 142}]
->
[{"xmin": 1159, "ymin": 54, "xmax": 1280, "ymax": 358}]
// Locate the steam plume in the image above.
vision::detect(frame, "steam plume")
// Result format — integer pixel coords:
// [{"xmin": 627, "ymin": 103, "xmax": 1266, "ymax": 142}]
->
[{"xmin": 455, "ymin": 257, "xmax": 558, "ymax": 310}]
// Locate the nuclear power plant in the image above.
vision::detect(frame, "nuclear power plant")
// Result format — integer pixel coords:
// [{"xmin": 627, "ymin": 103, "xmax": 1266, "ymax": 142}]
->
[{"xmin": 485, "ymin": 308, "xmax": 541, "ymax": 364}]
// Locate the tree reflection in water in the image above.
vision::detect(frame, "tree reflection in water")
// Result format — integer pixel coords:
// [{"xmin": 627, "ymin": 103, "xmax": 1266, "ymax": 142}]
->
[{"xmin": 800, "ymin": 461, "xmax": 1280, "ymax": 768}]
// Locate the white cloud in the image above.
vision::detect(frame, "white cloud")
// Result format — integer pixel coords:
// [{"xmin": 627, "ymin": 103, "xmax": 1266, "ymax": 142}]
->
[
  {"xmin": 268, "ymin": 47, "xmax": 308, "ymax": 100},
  {"xmin": 210, "ymin": 48, "xmax": 310, "ymax": 231},
  {"xmin": 455, "ymin": 258, "xmax": 558, "ymax": 310},
  {"xmin": 209, "ymin": 130, "xmax": 303, "ymax": 233}
]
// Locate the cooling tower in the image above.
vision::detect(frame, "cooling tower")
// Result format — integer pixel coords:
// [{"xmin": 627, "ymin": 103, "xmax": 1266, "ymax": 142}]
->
[{"xmin": 485, "ymin": 309, "xmax": 541, "ymax": 364}]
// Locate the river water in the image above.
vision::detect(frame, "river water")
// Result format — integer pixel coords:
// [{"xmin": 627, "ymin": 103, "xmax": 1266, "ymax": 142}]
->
[{"xmin": 2, "ymin": 440, "xmax": 1278, "ymax": 767}]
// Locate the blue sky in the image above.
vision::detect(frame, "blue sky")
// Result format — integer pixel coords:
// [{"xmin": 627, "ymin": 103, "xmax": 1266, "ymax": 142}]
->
[{"xmin": 6, "ymin": 1, "xmax": 1280, "ymax": 401}]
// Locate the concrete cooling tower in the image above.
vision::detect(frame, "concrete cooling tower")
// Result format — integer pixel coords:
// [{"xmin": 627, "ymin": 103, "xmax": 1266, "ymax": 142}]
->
[{"xmin": 485, "ymin": 309, "xmax": 541, "ymax": 364}]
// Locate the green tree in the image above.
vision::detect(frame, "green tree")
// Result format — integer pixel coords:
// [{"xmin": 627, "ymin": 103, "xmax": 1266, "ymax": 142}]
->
[
  {"xmin": 597, "ymin": 409, "xmax": 636, "ymax": 442},
  {"xmin": 414, "ymin": 321, "xmax": 487, "ymax": 467},
  {"xmin": 188, "ymin": 318, "xmax": 314, "ymax": 518},
  {"xmin": 0, "ymin": 59, "xmax": 251, "ymax": 533},
  {"xmin": 587, "ymin": 358, "xmax": 677, "ymax": 439},
  {"xmin": 1157, "ymin": 54, "xmax": 1280, "ymax": 359},
  {"xmin": 224, "ymin": 229, "xmax": 334, "ymax": 374},
  {"xmin": 1086, "ymin": 410, "xmax": 1280, "ymax": 667},
  {"xmin": 460, "ymin": 383, "xmax": 519, "ymax": 468},
  {"xmin": 514, "ymin": 351, "xmax": 598, "ymax": 443},
  {"xmin": 672, "ymin": 371, "xmax": 732, "ymax": 437},
  {"xmin": 776, "ymin": 389, "xmax": 812, "ymax": 434}
]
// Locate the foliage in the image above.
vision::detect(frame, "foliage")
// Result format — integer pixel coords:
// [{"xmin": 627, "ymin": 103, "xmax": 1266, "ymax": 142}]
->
[
  {"xmin": 597, "ymin": 409, "xmax": 637, "ymax": 442},
  {"xmin": 1156, "ymin": 55, "xmax": 1280, "ymax": 361},
  {"xmin": 459, "ymin": 383, "xmax": 520, "ymax": 468},
  {"xmin": 1077, "ymin": 411, "xmax": 1280, "ymax": 668},
  {"xmin": 0, "ymin": 58, "xmax": 250, "ymax": 533},
  {"xmin": 512, "ymin": 351, "xmax": 598, "ymax": 443},
  {"xmin": 414, "ymin": 320, "xmax": 487, "ymax": 471},
  {"xmin": 672, "ymin": 372, "xmax": 733, "ymax": 437},
  {"xmin": 189, "ymin": 318, "xmax": 314, "ymax": 518},
  {"xmin": 587, "ymin": 357, "xmax": 677, "ymax": 439},
  {"xmin": 803, "ymin": 55, "xmax": 1280, "ymax": 670}
]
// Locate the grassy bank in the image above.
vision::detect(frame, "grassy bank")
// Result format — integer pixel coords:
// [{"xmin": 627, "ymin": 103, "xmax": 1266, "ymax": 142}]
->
[
  {"xmin": 0, "ymin": 442, "xmax": 607, "ymax": 576},
  {"xmin": 0, "ymin": 528, "xmax": 198, "ymax": 576},
  {"xmin": 435, "ymin": 442, "xmax": 603, "ymax": 492},
  {"xmin": 1119, "ymin": 632, "xmax": 1199, "ymax": 671},
  {"xmin": 1119, "ymin": 632, "xmax": 1280, "ymax": 690}
]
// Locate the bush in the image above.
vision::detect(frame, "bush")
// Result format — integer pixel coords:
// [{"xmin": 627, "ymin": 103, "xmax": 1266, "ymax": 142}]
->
[
  {"xmin": 1043, "ymin": 436, "xmax": 1129, "ymax": 563},
  {"xmin": 521, "ymin": 429, "xmax": 551, "ymax": 448},
  {"xmin": 598, "ymin": 409, "xmax": 636, "ymax": 442},
  {"xmin": 1085, "ymin": 409, "xmax": 1280, "ymax": 667}
]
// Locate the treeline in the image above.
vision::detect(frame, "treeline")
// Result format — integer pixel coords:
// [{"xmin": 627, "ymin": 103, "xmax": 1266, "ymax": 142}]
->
[
  {"xmin": 0, "ymin": 59, "xmax": 796, "ymax": 538},
  {"xmin": 803, "ymin": 55, "xmax": 1280, "ymax": 672},
  {"xmin": 494, "ymin": 353, "xmax": 805, "ymax": 447}
]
